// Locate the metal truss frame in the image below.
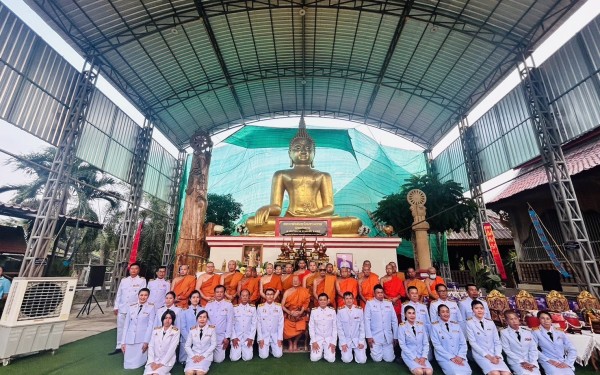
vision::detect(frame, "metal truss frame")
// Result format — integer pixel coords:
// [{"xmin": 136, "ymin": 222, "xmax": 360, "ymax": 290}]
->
[
  {"xmin": 19, "ymin": 59, "xmax": 99, "ymax": 277},
  {"xmin": 458, "ymin": 116, "xmax": 493, "ymax": 268},
  {"xmin": 519, "ymin": 58, "xmax": 600, "ymax": 296},
  {"xmin": 161, "ymin": 149, "xmax": 187, "ymax": 276},
  {"xmin": 107, "ymin": 121, "xmax": 154, "ymax": 306}
]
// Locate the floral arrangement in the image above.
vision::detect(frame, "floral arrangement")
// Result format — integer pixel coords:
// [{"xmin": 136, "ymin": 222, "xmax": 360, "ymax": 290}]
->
[
  {"xmin": 235, "ymin": 224, "xmax": 249, "ymax": 235},
  {"xmin": 357, "ymin": 225, "xmax": 371, "ymax": 236}
]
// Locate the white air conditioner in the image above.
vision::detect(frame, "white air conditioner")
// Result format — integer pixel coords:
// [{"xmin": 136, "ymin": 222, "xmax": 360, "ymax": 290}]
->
[{"xmin": 0, "ymin": 277, "xmax": 77, "ymax": 366}]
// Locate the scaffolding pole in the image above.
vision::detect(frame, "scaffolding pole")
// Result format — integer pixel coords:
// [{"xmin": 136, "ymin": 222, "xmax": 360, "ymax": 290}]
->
[
  {"xmin": 19, "ymin": 59, "xmax": 99, "ymax": 277},
  {"xmin": 161, "ymin": 149, "xmax": 187, "ymax": 276},
  {"xmin": 107, "ymin": 121, "xmax": 153, "ymax": 306},
  {"xmin": 519, "ymin": 57, "xmax": 600, "ymax": 296}
]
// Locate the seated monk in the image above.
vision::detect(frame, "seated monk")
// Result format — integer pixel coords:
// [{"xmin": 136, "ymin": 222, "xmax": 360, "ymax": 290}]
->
[
  {"xmin": 244, "ymin": 117, "xmax": 362, "ymax": 236},
  {"xmin": 336, "ymin": 263, "xmax": 358, "ymax": 307},
  {"xmin": 171, "ymin": 264, "xmax": 196, "ymax": 308},
  {"xmin": 281, "ymin": 263, "xmax": 294, "ymax": 292},
  {"xmin": 196, "ymin": 261, "xmax": 221, "ymax": 307},
  {"xmin": 358, "ymin": 262, "xmax": 379, "ymax": 307},
  {"xmin": 313, "ymin": 265, "xmax": 336, "ymax": 308},
  {"xmin": 221, "ymin": 260, "xmax": 243, "ymax": 302},
  {"xmin": 404, "ymin": 267, "xmax": 428, "ymax": 301},
  {"xmin": 260, "ymin": 263, "xmax": 283, "ymax": 302},
  {"xmin": 302, "ymin": 261, "xmax": 319, "ymax": 306},
  {"xmin": 238, "ymin": 266, "xmax": 260, "ymax": 305},
  {"xmin": 282, "ymin": 275, "xmax": 311, "ymax": 352},
  {"xmin": 381, "ymin": 264, "xmax": 406, "ymax": 318},
  {"xmin": 424, "ymin": 266, "xmax": 445, "ymax": 300}
]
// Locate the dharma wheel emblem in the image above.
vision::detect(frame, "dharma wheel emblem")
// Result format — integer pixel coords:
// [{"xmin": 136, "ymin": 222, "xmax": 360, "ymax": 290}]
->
[{"xmin": 407, "ymin": 189, "xmax": 426, "ymax": 205}]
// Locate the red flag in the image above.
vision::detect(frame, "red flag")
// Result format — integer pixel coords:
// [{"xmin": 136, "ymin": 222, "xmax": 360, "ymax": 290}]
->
[
  {"xmin": 482, "ymin": 222, "xmax": 507, "ymax": 280},
  {"xmin": 128, "ymin": 221, "xmax": 144, "ymax": 268}
]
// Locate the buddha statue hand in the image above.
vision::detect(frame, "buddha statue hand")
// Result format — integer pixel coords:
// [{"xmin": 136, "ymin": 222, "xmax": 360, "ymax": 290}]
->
[{"xmin": 254, "ymin": 204, "xmax": 281, "ymax": 226}]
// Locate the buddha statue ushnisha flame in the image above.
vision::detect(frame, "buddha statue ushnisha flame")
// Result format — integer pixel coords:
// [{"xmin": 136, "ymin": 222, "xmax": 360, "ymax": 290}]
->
[{"xmin": 245, "ymin": 117, "xmax": 362, "ymax": 236}]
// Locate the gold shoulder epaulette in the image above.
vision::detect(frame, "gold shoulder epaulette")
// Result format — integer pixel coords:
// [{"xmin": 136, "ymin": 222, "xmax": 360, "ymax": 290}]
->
[
  {"xmin": 417, "ymin": 321, "xmax": 424, "ymax": 325},
  {"xmin": 399, "ymin": 322, "xmax": 405, "ymax": 326},
  {"xmin": 531, "ymin": 326, "xmax": 540, "ymax": 331},
  {"xmin": 312, "ymin": 307, "xmax": 318, "ymax": 310},
  {"xmin": 233, "ymin": 304, "xmax": 239, "ymax": 307},
  {"xmin": 172, "ymin": 327, "xmax": 179, "ymax": 331},
  {"xmin": 148, "ymin": 302, "xmax": 154, "ymax": 306},
  {"xmin": 191, "ymin": 325, "xmax": 198, "ymax": 329},
  {"xmin": 327, "ymin": 306, "xmax": 334, "ymax": 310},
  {"xmin": 467, "ymin": 317, "xmax": 473, "ymax": 320},
  {"xmin": 130, "ymin": 302, "xmax": 137, "ymax": 306},
  {"xmin": 338, "ymin": 305, "xmax": 346, "ymax": 310},
  {"xmin": 249, "ymin": 304, "xmax": 256, "ymax": 307},
  {"xmin": 432, "ymin": 321, "xmax": 439, "ymax": 325},
  {"xmin": 402, "ymin": 301, "xmax": 409, "ymax": 305},
  {"xmin": 225, "ymin": 299, "xmax": 232, "ymax": 303},
  {"xmin": 356, "ymin": 305, "xmax": 362, "ymax": 309},
  {"xmin": 154, "ymin": 326, "xmax": 162, "ymax": 330},
  {"xmin": 258, "ymin": 303, "xmax": 265, "ymax": 307},
  {"xmin": 383, "ymin": 298, "xmax": 390, "ymax": 302},
  {"xmin": 275, "ymin": 302, "xmax": 281, "ymax": 306},
  {"xmin": 450, "ymin": 321, "xmax": 457, "ymax": 324},
  {"xmin": 209, "ymin": 324, "xmax": 215, "ymax": 328}
]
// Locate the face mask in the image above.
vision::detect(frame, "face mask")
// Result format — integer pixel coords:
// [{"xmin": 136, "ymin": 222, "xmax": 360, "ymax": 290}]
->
[
  {"xmin": 420, "ymin": 273, "xmax": 428, "ymax": 278},
  {"xmin": 429, "ymin": 274, "xmax": 437, "ymax": 280}
]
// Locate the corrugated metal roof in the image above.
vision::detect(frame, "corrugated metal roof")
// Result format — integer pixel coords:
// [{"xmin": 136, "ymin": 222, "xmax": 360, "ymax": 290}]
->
[
  {"xmin": 446, "ymin": 210, "xmax": 512, "ymax": 241},
  {"xmin": 0, "ymin": 203, "xmax": 103, "ymax": 229},
  {"xmin": 24, "ymin": 0, "xmax": 583, "ymax": 148}
]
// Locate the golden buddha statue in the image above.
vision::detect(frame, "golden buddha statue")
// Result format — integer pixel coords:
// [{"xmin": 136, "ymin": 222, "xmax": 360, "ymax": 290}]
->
[{"xmin": 245, "ymin": 117, "xmax": 362, "ymax": 236}]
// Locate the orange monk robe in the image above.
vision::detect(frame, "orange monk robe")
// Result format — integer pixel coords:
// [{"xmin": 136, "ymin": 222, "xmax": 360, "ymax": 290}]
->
[
  {"xmin": 426, "ymin": 276, "xmax": 445, "ymax": 300},
  {"xmin": 304, "ymin": 273, "xmax": 318, "ymax": 305},
  {"xmin": 405, "ymin": 278, "xmax": 428, "ymax": 300},
  {"xmin": 224, "ymin": 271, "xmax": 243, "ymax": 300},
  {"xmin": 359, "ymin": 273, "xmax": 379, "ymax": 307},
  {"xmin": 336, "ymin": 278, "xmax": 359, "ymax": 308},
  {"xmin": 323, "ymin": 275, "xmax": 337, "ymax": 308},
  {"xmin": 281, "ymin": 275, "xmax": 294, "ymax": 292},
  {"xmin": 173, "ymin": 275, "xmax": 196, "ymax": 309},
  {"xmin": 295, "ymin": 269, "xmax": 311, "ymax": 283},
  {"xmin": 261, "ymin": 275, "xmax": 283, "ymax": 302},
  {"xmin": 239, "ymin": 277, "xmax": 260, "ymax": 305},
  {"xmin": 199, "ymin": 274, "xmax": 221, "ymax": 307},
  {"xmin": 383, "ymin": 276, "xmax": 406, "ymax": 317},
  {"xmin": 283, "ymin": 287, "xmax": 311, "ymax": 339}
]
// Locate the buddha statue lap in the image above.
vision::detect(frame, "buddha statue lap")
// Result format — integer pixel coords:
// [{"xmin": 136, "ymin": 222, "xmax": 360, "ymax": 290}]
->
[{"xmin": 245, "ymin": 117, "xmax": 362, "ymax": 236}]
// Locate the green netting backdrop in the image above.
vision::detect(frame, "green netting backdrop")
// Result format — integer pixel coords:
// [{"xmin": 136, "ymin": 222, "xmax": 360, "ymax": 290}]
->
[{"xmin": 178, "ymin": 125, "xmax": 429, "ymax": 258}]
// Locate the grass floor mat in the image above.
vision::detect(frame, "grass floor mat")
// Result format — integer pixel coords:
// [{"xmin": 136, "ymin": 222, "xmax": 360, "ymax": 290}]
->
[{"xmin": 3, "ymin": 329, "xmax": 597, "ymax": 374}]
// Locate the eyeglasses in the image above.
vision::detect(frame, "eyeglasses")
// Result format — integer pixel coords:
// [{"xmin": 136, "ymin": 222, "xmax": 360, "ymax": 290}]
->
[{"xmin": 319, "ymin": 269, "xmax": 326, "ymax": 271}]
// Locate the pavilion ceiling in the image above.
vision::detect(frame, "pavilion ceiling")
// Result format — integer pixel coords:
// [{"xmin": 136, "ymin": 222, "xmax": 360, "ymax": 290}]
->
[{"xmin": 25, "ymin": 0, "xmax": 582, "ymax": 148}]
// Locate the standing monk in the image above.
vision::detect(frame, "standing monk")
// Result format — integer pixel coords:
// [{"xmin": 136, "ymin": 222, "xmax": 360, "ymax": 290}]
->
[
  {"xmin": 221, "ymin": 260, "xmax": 243, "ymax": 303},
  {"xmin": 196, "ymin": 262, "xmax": 221, "ymax": 307},
  {"xmin": 313, "ymin": 265, "xmax": 337, "ymax": 308},
  {"xmin": 294, "ymin": 259, "xmax": 311, "ymax": 283},
  {"xmin": 281, "ymin": 263, "xmax": 294, "ymax": 292},
  {"xmin": 260, "ymin": 263, "xmax": 283, "ymax": 302},
  {"xmin": 302, "ymin": 261, "xmax": 319, "ymax": 306},
  {"xmin": 358, "ymin": 261, "xmax": 379, "ymax": 307},
  {"xmin": 170, "ymin": 264, "xmax": 196, "ymax": 309},
  {"xmin": 380, "ymin": 264, "xmax": 406, "ymax": 319},
  {"xmin": 281, "ymin": 275, "xmax": 311, "ymax": 352},
  {"xmin": 238, "ymin": 266, "xmax": 260, "ymax": 305},
  {"xmin": 335, "ymin": 263, "xmax": 358, "ymax": 308}
]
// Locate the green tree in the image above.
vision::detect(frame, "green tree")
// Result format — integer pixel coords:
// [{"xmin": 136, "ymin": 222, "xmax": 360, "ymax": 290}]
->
[
  {"xmin": 206, "ymin": 193, "xmax": 243, "ymax": 235},
  {"xmin": 137, "ymin": 195, "xmax": 169, "ymax": 276},
  {"xmin": 373, "ymin": 174, "xmax": 478, "ymax": 239}
]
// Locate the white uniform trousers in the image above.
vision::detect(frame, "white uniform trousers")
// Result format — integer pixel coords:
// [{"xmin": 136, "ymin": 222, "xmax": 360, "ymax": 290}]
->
[
  {"xmin": 212, "ymin": 335, "xmax": 226, "ymax": 363},
  {"xmin": 124, "ymin": 343, "xmax": 148, "ymax": 369},
  {"xmin": 340, "ymin": 346, "xmax": 367, "ymax": 364},
  {"xmin": 230, "ymin": 340, "xmax": 254, "ymax": 361},
  {"xmin": 258, "ymin": 340, "xmax": 283, "ymax": 359},
  {"xmin": 116, "ymin": 312, "xmax": 127, "ymax": 349},
  {"xmin": 369, "ymin": 341, "xmax": 395, "ymax": 362},
  {"xmin": 310, "ymin": 340, "xmax": 336, "ymax": 363}
]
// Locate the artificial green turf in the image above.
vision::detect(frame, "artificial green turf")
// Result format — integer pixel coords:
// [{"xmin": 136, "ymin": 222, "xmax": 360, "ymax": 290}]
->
[{"xmin": 3, "ymin": 329, "xmax": 597, "ymax": 374}]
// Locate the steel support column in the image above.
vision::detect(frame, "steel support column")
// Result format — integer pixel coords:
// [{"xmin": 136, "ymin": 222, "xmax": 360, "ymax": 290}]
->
[
  {"xmin": 161, "ymin": 149, "xmax": 187, "ymax": 276},
  {"xmin": 107, "ymin": 121, "xmax": 154, "ymax": 306},
  {"xmin": 519, "ymin": 59, "xmax": 600, "ymax": 296},
  {"xmin": 458, "ymin": 116, "xmax": 493, "ymax": 268},
  {"xmin": 19, "ymin": 59, "xmax": 99, "ymax": 277}
]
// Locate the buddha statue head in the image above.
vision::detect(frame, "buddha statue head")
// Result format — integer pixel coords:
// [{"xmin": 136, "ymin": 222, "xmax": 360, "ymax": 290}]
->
[{"xmin": 289, "ymin": 116, "xmax": 315, "ymax": 167}]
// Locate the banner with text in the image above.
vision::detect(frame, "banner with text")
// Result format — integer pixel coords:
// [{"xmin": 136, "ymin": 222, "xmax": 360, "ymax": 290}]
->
[{"xmin": 482, "ymin": 222, "xmax": 507, "ymax": 280}]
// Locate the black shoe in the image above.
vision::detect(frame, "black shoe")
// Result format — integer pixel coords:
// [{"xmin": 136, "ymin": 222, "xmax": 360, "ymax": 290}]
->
[{"xmin": 108, "ymin": 349, "xmax": 122, "ymax": 355}]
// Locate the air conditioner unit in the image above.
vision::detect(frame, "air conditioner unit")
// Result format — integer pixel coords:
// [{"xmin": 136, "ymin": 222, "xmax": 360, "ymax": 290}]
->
[{"xmin": 0, "ymin": 277, "xmax": 77, "ymax": 366}]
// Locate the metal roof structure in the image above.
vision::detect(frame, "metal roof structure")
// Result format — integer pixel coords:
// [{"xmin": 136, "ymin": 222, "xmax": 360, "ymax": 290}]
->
[{"xmin": 25, "ymin": 0, "xmax": 582, "ymax": 149}]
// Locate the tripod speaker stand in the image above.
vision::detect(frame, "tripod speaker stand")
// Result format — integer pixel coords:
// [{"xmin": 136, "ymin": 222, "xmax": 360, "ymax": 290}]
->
[{"xmin": 77, "ymin": 265, "xmax": 106, "ymax": 317}]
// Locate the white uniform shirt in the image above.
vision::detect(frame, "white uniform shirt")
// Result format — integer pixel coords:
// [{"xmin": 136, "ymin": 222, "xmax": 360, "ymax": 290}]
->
[
  {"xmin": 400, "ymin": 300, "xmax": 430, "ymax": 324},
  {"xmin": 459, "ymin": 297, "xmax": 491, "ymax": 320},
  {"xmin": 336, "ymin": 305, "xmax": 366, "ymax": 349},
  {"xmin": 256, "ymin": 302, "xmax": 284, "ymax": 344},
  {"xmin": 500, "ymin": 326, "xmax": 539, "ymax": 368},
  {"xmin": 114, "ymin": 275, "xmax": 146, "ymax": 312},
  {"xmin": 429, "ymin": 299, "xmax": 463, "ymax": 324},
  {"xmin": 121, "ymin": 302, "xmax": 156, "ymax": 345},
  {"xmin": 147, "ymin": 278, "xmax": 170, "ymax": 309},
  {"xmin": 147, "ymin": 326, "xmax": 180, "ymax": 367},
  {"xmin": 205, "ymin": 299, "xmax": 234, "ymax": 340},
  {"xmin": 364, "ymin": 298, "xmax": 398, "ymax": 344},
  {"xmin": 231, "ymin": 303, "xmax": 257, "ymax": 343},
  {"xmin": 154, "ymin": 305, "xmax": 182, "ymax": 329},
  {"xmin": 309, "ymin": 306, "xmax": 337, "ymax": 346}
]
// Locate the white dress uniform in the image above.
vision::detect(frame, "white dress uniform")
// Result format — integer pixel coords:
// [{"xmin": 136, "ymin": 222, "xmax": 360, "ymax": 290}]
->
[
  {"xmin": 459, "ymin": 297, "xmax": 491, "ymax": 320},
  {"xmin": 230, "ymin": 302, "xmax": 257, "ymax": 361},
  {"xmin": 143, "ymin": 326, "xmax": 180, "ymax": 375},
  {"xmin": 532, "ymin": 326, "xmax": 577, "ymax": 375},
  {"xmin": 364, "ymin": 298, "xmax": 398, "ymax": 362},
  {"xmin": 114, "ymin": 275, "xmax": 146, "ymax": 349},
  {"xmin": 179, "ymin": 304, "xmax": 202, "ymax": 363},
  {"xmin": 430, "ymin": 320, "xmax": 472, "ymax": 375},
  {"xmin": 308, "ymin": 306, "xmax": 337, "ymax": 362},
  {"xmin": 184, "ymin": 324, "xmax": 218, "ymax": 374},
  {"xmin": 147, "ymin": 278, "xmax": 171, "ymax": 310},
  {"xmin": 154, "ymin": 305, "xmax": 182, "ymax": 329},
  {"xmin": 500, "ymin": 326, "xmax": 541, "ymax": 375},
  {"xmin": 466, "ymin": 317, "xmax": 510, "ymax": 374},
  {"xmin": 336, "ymin": 305, "xmax": 367, "ymax": 364},
  {"xmin": 121, "ymin": 301, "xmax": 156, "ymax": 369},
  {"xmin": 397, "ymin": 321, "xmax": 433, "ymax": 372},
  {"xmin": 205, "ymin": 299, "xmax": 234, "ymax": 363},
  {"xmin": 400, "ymin": 301, "xmax": 430, "ymax": 325},
  {"xmin": 429, "ymin": 299, "xmax": 463, "ymax": 324},
  {"xmin": 256, "ymin": 301, "xmax": 284, "ymax": 359}
]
